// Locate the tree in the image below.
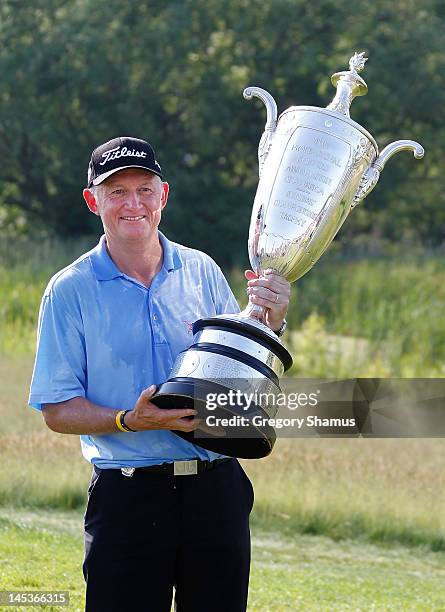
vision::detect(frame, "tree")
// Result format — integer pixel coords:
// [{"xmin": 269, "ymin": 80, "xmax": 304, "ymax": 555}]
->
[{"xmin": 0, "ymin": 0, "xmax": 443, "ymax": 266}]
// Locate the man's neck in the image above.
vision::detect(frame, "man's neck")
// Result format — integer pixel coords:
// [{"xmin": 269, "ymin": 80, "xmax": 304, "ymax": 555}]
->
[{"xmin": 105, "ymin": 231, "xmax": 163, "ymax": 287}]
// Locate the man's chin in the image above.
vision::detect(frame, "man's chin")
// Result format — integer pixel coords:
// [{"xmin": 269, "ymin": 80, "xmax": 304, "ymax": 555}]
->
[{"xmin": 119, "ymin": 223, "xmax": 158, "ymax": 240}]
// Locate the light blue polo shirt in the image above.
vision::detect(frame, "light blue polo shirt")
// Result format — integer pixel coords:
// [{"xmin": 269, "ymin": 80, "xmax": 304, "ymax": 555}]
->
[{"xmin": 29, "ymin": 232, "xmax": 239, "ymax": 468}]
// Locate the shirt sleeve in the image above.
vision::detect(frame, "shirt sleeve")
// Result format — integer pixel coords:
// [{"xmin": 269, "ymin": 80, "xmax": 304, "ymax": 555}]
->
[
  {"xmin": 205, "ymin": 258, "xmax": 240, "ymax": 316},
  {"xmin": 28, "ymin": 277, "xmax": 87, "ymax": 411}
]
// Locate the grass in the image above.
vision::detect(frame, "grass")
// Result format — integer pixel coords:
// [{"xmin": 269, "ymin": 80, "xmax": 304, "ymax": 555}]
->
[
  {"xmin": 1, "ymin": 237, "xmax": 445, "ymax": 609},
  {"xmin": 1, "ymin": 355, "xmax": 445, "ymax": 554},
  {"xmin": 249, "ymin": 532, "xmax": 445, "ymax": 611},
  {"xmin": 1, "ymin": 507, "xmax": 444, "ymax": 611},
  {"xmin": 0, "ymin": 356, "xmax": 91, "ymax": 509},
  {"xmin": 0, "ymin": 236, "xmax": 96, "ymax": 355},
  {"xmin": 0, "ymin": 511, "xmax": 84, "ymax": 611},
  {"xmin": 247, "ymin": 438, "xmax": 445, "ymax": 552}
]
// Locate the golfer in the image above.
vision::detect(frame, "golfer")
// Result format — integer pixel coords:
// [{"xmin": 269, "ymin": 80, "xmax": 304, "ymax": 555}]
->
[{"xmin": 29, "ymin": 136, "xmax": 290, "ymax": 611}]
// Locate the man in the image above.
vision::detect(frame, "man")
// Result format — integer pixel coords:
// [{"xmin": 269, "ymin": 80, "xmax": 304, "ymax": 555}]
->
[{"xmin": 29, "ymin": 136, "xmax": 290, "ymax": 612}]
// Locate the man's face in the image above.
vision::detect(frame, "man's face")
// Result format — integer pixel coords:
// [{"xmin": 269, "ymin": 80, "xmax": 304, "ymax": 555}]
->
[{"xmin": 84, "ymin": 168, "xmax": 169, "ymax": 243}]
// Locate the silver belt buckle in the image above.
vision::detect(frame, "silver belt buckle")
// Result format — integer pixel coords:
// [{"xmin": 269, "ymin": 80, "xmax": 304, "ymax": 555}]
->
[
  {"xmin": 121, "ymin": 467, "xmax": 135, "ymax": 478},
  {"xmin": 174, "ymin": 460, "xmax": 198, "ymax": 476}
]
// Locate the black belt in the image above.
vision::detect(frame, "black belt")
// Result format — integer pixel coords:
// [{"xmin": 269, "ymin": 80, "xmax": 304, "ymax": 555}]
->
[{"xmin": 94, "ymin": 457, "xmax": 232, "ymax": 477}]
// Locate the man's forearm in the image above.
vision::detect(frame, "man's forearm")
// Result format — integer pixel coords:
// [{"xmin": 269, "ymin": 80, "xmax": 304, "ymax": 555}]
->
[
  {"xmin": 42, "ymin": 388, "xmax": 199, "ymax": 435},
  {"xmin": 42, "ymin": 396, "xmax": 121, "ymax": 435}
]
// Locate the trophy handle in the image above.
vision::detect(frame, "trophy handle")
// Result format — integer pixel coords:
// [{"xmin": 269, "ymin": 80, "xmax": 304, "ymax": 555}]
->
[
  {"xmin": 353, "ymin": 139, "xmax": 424, "ymax": 206},
  {"xmin": 243, "ymin": 86, "xmax": 277, "ymax": 176}
]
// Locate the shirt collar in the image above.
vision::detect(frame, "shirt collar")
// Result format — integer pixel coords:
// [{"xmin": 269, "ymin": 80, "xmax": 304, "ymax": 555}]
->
[
  {"xmin": 158, "ymin": 230, "xmax": 182, "ymax": 273},
  {"xmin": 89, "ymin": 236, "xmax": 123, "ymax": 281},
  {"xmin": 90, "ymin": 232, "xmax": 182, "ymax": 281}
]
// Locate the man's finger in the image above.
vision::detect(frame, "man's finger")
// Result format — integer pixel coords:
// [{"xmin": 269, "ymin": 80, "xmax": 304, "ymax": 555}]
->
[
  {"xmin": 172, "ymin": 417, "xmax": 202, "ymax": 432},
  {"xmin": 249, "ymin": 286, "xmax": 278, "ymax": 301},
  {"xmin": 149, "ymin": 406, "xmax": 197, "ymax": 420},
  {"xmin": 244, "ymin": 269, "xmax": 258, "ymax": 280},
  {"xmin": 140, "ymin": 385, "xmax": 157, "ymax": 401},
  {"xmin": 250, "ymin": 295, "xmax": 279, "ymax": 309},
  {"xmin": 248, "ymin": 275, "xmax": 289, "ymax": 290}
]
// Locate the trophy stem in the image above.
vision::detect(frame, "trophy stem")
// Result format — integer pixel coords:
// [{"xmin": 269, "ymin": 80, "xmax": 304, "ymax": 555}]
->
[{"xmin": 241, "ymin": 300, "xmax": 266, "ymax": 324}]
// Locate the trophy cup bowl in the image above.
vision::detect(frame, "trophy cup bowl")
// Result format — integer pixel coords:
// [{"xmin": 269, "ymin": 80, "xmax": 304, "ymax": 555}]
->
[{"xmin": 151, "ymin": 52, "xmax": 424, "ymax": 459}]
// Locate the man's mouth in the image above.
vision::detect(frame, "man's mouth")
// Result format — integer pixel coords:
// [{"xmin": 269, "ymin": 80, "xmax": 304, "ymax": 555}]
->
[{"xmin": 120, "ymin": 215, "xmax": 146, "ymax": 221}]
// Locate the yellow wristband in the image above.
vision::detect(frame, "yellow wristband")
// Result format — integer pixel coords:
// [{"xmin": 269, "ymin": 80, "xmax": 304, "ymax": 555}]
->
[{"xmin": 115, "ymin": 410, "xmax": 128, "ymax": 432}]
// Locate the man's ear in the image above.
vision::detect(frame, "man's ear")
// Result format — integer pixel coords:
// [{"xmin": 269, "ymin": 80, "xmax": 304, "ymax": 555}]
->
[
  {"xmin": 160, "ymin": 182, "xmax": 169, "ymax": 210},
  {"xmin": 83, "ymin": 188, "xmax": 99, "ymax": 215}
]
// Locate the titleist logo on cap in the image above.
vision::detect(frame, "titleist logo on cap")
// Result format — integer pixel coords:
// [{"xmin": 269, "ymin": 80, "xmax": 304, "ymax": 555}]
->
[
  {"xmin": 87, "ymin": 136, "xmax": 163, "ymax": 187},
  {"xmin": 100, "ymin": 146, "xmax": 148, "ymax": 166}
]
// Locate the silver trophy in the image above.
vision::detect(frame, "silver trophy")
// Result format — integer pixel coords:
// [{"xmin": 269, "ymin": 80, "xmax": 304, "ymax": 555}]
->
[{"xmin": 152, "ymin": 52, "xmax": 424, "ymax": 458}]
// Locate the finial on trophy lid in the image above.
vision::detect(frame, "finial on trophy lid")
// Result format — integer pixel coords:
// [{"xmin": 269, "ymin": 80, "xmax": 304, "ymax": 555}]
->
[{"xmin": 327, "ymin": 51, "xmax": 369, "ymax": 118}]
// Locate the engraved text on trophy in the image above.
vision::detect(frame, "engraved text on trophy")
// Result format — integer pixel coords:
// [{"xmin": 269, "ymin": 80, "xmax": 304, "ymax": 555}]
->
[{"xmin": 261, "ymin": 126, "xmax": 351, "ymax": 241}]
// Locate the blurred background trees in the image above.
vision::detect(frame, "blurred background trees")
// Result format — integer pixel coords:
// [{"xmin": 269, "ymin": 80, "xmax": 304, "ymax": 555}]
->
[{"xmin": 0, "ymin": 0, "xmax": 443, "ymax": 266}]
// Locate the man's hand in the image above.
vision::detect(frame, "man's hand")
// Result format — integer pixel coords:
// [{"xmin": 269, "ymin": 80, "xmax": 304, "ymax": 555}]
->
[
  {"xmin": 245, "ymin": 269, "xmax": 290, "ymax": 332},
  {"xmin": 125, "ymin": 385, "xmax": 200, "ymax": 433}
]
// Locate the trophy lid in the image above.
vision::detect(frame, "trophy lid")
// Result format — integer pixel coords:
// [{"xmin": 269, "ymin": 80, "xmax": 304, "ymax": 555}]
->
[{"xmin": 326, "ymin": 52, "xmax": 368, "ymax": 118}]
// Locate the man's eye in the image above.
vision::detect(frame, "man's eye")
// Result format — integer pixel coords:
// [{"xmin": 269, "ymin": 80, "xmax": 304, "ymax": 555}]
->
[
  {"xmin": 140, "ymin": 187, "xmax": 152, "ymax": 193},
  {"xmin": 111, "ymin": 189, "xmax": 125, "ymax": 195}
]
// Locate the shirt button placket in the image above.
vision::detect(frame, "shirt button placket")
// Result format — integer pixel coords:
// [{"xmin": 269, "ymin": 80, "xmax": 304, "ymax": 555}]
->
[
  {"xmin": 149, "ymin": 274, "xmax": 167, "ymax": 344},
  {"xmin": 149, "ymin": 292, "xmax": 162, "ymax": 343}
]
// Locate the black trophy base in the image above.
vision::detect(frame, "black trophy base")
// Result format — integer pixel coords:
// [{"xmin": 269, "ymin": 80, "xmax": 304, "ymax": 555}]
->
[{"xmin": 151, "ymin": 378, "xmax": 276, "ymax": 459}]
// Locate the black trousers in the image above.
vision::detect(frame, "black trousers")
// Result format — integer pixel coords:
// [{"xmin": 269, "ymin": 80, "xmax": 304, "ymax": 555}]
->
[{"xmin": 83, "ymin": 459, "xmax": 254, "ymax": 612}]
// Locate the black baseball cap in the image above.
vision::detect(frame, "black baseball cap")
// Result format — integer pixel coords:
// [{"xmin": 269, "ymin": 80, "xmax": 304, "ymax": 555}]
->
[{"xmin": 87, "ymin": 136, "xmax": 163, "ymax": 187}]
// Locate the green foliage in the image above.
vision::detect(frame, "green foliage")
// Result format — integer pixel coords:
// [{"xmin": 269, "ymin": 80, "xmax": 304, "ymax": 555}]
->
[
  {"xmin": 1, "ymin": 238, "xmax": 445, "ymax": 376},
  {"xmin": 285, "ymin": 255, "xmax": 445, "ymax": 376},
  {"xmin": 0, "ymin": 236, "xmax": 95, "ymax": 354},
  {"xmin": 0, "ymin": 0, "xmax": 443, "ymax": 265}
]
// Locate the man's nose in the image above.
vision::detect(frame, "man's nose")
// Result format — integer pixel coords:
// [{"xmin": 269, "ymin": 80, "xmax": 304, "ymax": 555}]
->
[{"xmin": 124, "ymin": 191, "xmax": 143, "ymax": 208}]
